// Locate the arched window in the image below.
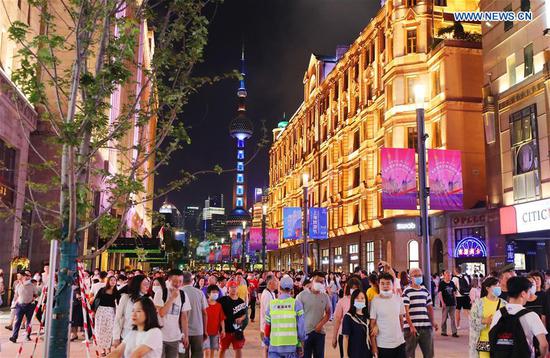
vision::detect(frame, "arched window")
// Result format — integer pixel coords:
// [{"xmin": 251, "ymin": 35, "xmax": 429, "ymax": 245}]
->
[{"xmin": 408, "ymin": 240, "xmax": 420, "ymax": 269}]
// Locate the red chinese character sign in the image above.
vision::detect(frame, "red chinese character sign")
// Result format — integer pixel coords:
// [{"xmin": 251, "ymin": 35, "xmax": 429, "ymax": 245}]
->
[
  {"xmin": 454, "ymin": 237, "xmax": 487, "ymax": 258},
  {"xmin": 381, "ymin": 148, "xmax": 417, "ymax": 210},
  {"xmin": 428, "ymin": 149, "xmax": 464, "ymax": 211}
]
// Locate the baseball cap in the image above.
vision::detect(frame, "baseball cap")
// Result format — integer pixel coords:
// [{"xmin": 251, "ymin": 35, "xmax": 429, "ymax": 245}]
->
[
  {"xmin": 227, "ymin": 280, "xmax": 239, "ymax": 288},
  {"xmin": 280, "ymin": 275, "xmax": 294, "ymax": 290}
]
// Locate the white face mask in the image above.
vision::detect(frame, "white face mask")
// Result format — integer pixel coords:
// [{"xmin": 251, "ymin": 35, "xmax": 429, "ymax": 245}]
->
[
  {"xmin": 313, "ymin": 282, "xmax": 325, "ymax": 293},
  {"xmin": 529, "ymin": 285, "xmax": 537, "ymax": 295},
  {"xmin": 210, "ymin": 293, "xmax": 219, "ymax": 300},
  {"xmin": 380, "ymin": 289, "xmax": 393, "ymax": 297}
]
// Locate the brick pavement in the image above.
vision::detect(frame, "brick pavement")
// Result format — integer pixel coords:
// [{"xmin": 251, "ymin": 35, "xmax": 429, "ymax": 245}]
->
[{"xmin": 0, "ymin": 307, "xmax": 471, "ymax": 357}]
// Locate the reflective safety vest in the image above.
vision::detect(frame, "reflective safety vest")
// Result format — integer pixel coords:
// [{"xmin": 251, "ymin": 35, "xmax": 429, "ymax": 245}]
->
[{"xmin": 269, "ymin": 297, "xmax": 298, "ymax": 347}]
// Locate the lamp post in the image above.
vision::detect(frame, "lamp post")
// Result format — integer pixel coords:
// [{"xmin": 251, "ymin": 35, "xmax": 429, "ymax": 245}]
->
[
  {"xmin": 414, "ymin": 84, "xmax": 432, "ymax": 286},
  {"xmin": 241, "ymin": 220, "xmax": 247, "ymax": 271},
  {"xmin": 262, "ymin": 203, "xmax": 267, "ymax": 271},
  {"xmin": 302, "ymin": 173, "xmax": 309, "ymax": 277}
]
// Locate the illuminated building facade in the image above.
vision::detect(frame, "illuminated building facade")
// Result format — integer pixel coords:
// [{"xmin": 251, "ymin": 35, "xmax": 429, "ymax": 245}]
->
[
  {"xmin": 268, "ymin": 0, "xmax": 493, "ymax": 274},
  {"xmin": 481, "ymin": 0, "xmax": 550, "ymax": 271}
]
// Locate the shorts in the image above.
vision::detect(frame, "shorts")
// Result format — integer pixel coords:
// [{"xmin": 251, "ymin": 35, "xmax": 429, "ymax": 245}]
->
[
  {"xmin": 203, "ymin": 335, "xmax": 220, "ymax": 350},
  {"xmin": 456, "ymin": 296, "xmax": 471, "ymax": 310},
  {"xmin": 220, "ymin": 332, "xmax": 246, "ymax": 350}
]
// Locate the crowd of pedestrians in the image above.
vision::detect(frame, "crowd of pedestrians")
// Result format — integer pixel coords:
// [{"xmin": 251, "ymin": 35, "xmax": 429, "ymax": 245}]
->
[{"xmin": 2, "ymin": 263, "xmax": 550, "ymax": 358}]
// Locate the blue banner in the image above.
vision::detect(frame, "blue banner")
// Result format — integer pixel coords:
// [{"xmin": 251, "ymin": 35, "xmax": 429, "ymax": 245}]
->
[
  {"xmin": 309, "ymin": 207, "xmax": 328, "ymax": 240},
  {"xmin": 283, "ymin": 207, "xmax": 302, "ymax": 240}
]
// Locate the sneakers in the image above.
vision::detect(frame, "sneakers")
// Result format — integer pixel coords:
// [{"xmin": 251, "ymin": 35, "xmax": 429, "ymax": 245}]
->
[
  {"xmin": 441, "ymin": 333, "xmax": 448, "ymax": 336},
  {"xmin": 9, "ymin": 337, "xmax": 17, "ymax": 343},
  {"xmin": 452, "ymin": 333, "xmax": 459, "ymax": 338},
  {"xmin": 5, "ymin": 325, "xmax": 13, "ymax": 331},
  {"xmin": 456, "ymin": 325, "xmax": 462, "ymax": 330}
]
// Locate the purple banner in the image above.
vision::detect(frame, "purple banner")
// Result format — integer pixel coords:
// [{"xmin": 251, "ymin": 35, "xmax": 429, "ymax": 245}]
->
[
  {"xmin": 266, "ymin": 229, "xmax": 279, "ymax": 251},
  {"xmin": 214, "ymin": 248, "xmax": 222, "ymax": 263},
  {"xmin": 231, "ymin": 234, "xmax": 242, "ymax": 259},
  {"xmin": 248, "ymin": 228, "xmax": 262, "ymax": 253},
  {"xmin": 428, "ymin": 149, "xmax": 463, "ymax": 211},
  {"xmin": 381, "ymin": 148, "xmax": 417, "ymax": 210}
]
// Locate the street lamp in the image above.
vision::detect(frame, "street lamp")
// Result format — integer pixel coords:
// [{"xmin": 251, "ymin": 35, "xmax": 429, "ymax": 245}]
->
[
  {"xmin": 302, "ymin": 173, "xmax": 309, "ymax": 277},
  {"xmin": 241, "ymin": 220, "xmax": 247, "ymax": 271},
  {"xmin": 262, "ymin": 203, "xmax": 267, "ymax": 271},
  {"xmin": 414, "ymin": 83, "xmax": 432, "ymax": 287}
]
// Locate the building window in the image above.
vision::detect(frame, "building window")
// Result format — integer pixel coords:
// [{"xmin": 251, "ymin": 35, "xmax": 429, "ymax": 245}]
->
[
  {"xmin": 433, "ymin": 121, "xmax": 442, "ymax": 148},
  {"xmin": 431, "ymin": 68, "xmax": 441, "ymax": 96},
  {"xmin": 407, "ymin": 127, "xmax": 418, "ymax": 152},
  {"xmin": 524, "ymin": 43, "xmax": 533, "ymax": 78},
  {"xmin": 406, "ymin": 77, "xmax": 417, "ymax": 104},
  {"xmin": 236, "ymin": 197, "xmax": 244, "ymax": 207},
  {"xmin": 406, "ymin": 29, "xmax": 417, "ymax": 54},
  {"xmin": 237, "ymin": 161, "xmax": 244, "ymax": 171},
  {"xmin": 507, "ymin": 54, "xmax": 516, "ymax": 88},
  {"xmin": 504, "ymin": 4, "xmax": 513, "ymax": 32},
  {"xmin": 386, "ymin": 82, "xmax": 393, "ymax": 109},
  {"xmin": 349, "ymin": 244, "xmax": 359, "ymax": 254},
  {"xmin": 407, "ymin": 0, "xmax": 417, "ymax": 6},
  {"xmin": 377, "ymin": 191, "xmax": 383, "ymax": 218},
  {"xmin": 365, "ymin": 241, "xmax": 375, "ymax": 273},
  {"xmin": 352, "ymin": 203, "xmax": 359, "ymax": 225},
  {"xmin": 237, "ymin": 174, "xmax": 244, "ymax": 183},
  {"xmin": 408, "ymin": 240, "xmax": 420, "ymax": 269},
  {"xmin": 0, "ymin": 139, "xmax": 16, "ymax": 206},
  {"xmin": 353, "ymin": 129, "xmax": 360, "ymax": 152},
  {"xmin": 352, "ymin": 166, "xmax": 360, "ymax": 188},
  {"xmin": 435, "ymin": 0, "xmax": 447, "ymax": 5},
  {"xmin": 236, "ymin": 185, "xmax": 244, "ymax": 195}
]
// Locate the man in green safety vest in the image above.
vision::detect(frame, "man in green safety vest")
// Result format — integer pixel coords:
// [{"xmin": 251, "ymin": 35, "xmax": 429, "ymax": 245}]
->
[{"xmin": 264, "ymin": 275, "xmax": 306, "ymax": 358}]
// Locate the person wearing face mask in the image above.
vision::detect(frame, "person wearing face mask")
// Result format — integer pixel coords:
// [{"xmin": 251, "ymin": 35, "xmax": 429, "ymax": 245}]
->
[
  {"xmin": 402, "ymin": 268, "xmax": 438, "ymax": 358},
  {"xmin": 468, "ymin": 277, "xmax": 506, "ymax": 358},
  {"xmin": 489, "ymin": 276, "xmax": 548, "ymax": 358},
  {"xmin": 204, "ymin": 285, "xmax": 226, "ymax": 358},
  {"xmin": 260, "ymin": 275, "xmax": 278, "ymax": 358},
  {"xmin": 342, "ymin": 290, "xmax": 373, "ymax": 358},
  {"xmin": 332, "ymin": 278, "xmax": 362, "ymax": 358},
  {"xmin": 296, "ymin": 271, "xmax": 331, "ymax": 358},
  {"xmin": 369, "ymin": 273, "xmax": 406, "ymax": 358}
]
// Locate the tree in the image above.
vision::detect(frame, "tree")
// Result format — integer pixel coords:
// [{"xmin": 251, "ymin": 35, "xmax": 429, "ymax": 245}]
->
[{"xmin": 5, "ymin": 0, "xmax": 229, "ymax": 355}]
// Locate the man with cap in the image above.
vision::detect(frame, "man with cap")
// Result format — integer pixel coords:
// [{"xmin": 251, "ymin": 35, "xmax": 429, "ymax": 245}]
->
[
  {"xmin": 219, "ymin": 279, "xmax": 248, "ymax": 358},
  {"xmin": 264, "ymin": 275, "xmax": 306, "ymax": 358}
]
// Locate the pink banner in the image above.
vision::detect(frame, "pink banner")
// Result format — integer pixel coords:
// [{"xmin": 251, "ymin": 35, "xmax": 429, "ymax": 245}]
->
[
  {"xmin": 381, "ymin": 148, "xmax": 417, "ymax": 210},
  {"xmin": 428, "ymin": 149, "xmax": 463, "ymax": 211},
  {"xmin": 249, "ymin": 228, "xmax": 262, "ymax": 253},
  {"xmin": 266, "ymin": 228, "xmax": 279, "ymax": 251}
]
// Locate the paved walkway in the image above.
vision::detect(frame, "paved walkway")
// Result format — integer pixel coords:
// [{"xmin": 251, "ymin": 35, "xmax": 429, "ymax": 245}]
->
[{"xmin": 0, "ymin": 306, "xmax": 471, "ymax": 357}]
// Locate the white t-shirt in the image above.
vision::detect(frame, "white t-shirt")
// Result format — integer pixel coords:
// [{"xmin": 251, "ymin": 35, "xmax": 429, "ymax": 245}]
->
[
  {"xmin": 123, "ymin": 328, "xmax": 163, "ymax": 358},
  {"xmin": 370, "ymin": 294, "xmax": 405, "ymax": 349},
  {"xmin": 490, "ymin": 303, "xmax": 548, "ymax": 358},
  {"xmin": 259, "ymin": 289, "xmax": 276, "ymax": 333},
  {"xmin": 159, "ymin": 289, "xmax": 191, "ymax": 342}
]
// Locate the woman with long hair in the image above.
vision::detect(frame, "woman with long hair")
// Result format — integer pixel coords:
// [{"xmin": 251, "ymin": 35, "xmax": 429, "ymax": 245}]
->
[
  {"xmin": 113, "ymin": 275, "xmax": 151, "ymax": 347},
  {"xmin": 94, "ymin": 276, "xmax": 120, "ymax": 356},
  {"xmin": 366, "ymin": 274, "xmax": 379, "ymax": 307},
  {"xmin": 342, "ymin": 289, "xmax": 373, "ymax": 358},
  {"xmin": 332, "ymin": 277, "xmax": 362, "ymax": 358},
  {"xmin": 327, "ymin": 272, "xmax": 340, "ymax": 320},
  {"xmin": 468, "ymin": 276, "xmax": 506, "ymax": 358},
  {"xmin": 107, "ymin": 297, "xmax": 163, "ymax": 358}
]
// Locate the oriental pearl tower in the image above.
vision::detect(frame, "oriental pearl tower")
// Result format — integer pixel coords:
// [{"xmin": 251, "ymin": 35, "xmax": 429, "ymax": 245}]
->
[{"xmin": 227, "ymin": 46, "xmax": 253, "ymax": 268}]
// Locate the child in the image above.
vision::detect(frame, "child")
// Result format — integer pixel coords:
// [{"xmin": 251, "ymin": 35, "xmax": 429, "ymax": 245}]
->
[{"xmin": 204, "ymin": 284, "xmax": 226, "ymax": 358}]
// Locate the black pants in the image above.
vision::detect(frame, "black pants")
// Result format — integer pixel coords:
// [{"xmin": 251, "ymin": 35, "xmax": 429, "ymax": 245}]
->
[
  {"xmin": 338, "ymin": 334, "xmax": 344, "ymax": 358},
  {"xmin": 378, "ymin": 343, "xmax": 406, "ymax": 358},
  {"xmin": 249, "ymin": 299, "xmax": 256, "ymax": 321}
]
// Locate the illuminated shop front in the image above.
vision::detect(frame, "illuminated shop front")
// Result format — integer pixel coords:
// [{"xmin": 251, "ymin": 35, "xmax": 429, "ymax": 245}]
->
[{"xmin": 333, "ymin": 246, "xmax": 343, "ymax": 272}]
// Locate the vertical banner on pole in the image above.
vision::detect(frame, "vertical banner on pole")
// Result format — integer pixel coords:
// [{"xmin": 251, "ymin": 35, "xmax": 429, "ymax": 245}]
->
[
  {"xmin": 266, "ymin": 228, "xmax": 279, "ymax": 251},
  {"xmin": 428, "ymin": 149, "xmax": 464, "ymax": 210},
  {"xmin": 283, "ymin": 207, "xmax": 302, "ymax": 239},
  {"xmin": 381, "ymin": 148, "xmax": 417, "ymax": 210},
  {"xmin": 308, "ymin": 208, "xmax": 328, "ymax": 239},
  {"xmin": 231, "ymin": 235, "xmax": 242, "ymax": 259},
  {"xmin": 221, "ymin": 244, "xmax": 231, "ymax": 261},
  {"xmin": 248, "ymin": 228, "xmax": 263, "ymax": 254}
]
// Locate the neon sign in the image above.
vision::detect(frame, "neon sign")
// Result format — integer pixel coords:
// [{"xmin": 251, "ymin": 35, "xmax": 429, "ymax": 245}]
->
[{"xmin": 454, "ymin": 237, "xmax": 487, "ymax": 258}]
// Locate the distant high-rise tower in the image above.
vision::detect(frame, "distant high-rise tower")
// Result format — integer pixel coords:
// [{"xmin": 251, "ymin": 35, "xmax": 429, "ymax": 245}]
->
[{"xmin": 227, "ymin": 45, "xmax": 253, "ymax": 227}]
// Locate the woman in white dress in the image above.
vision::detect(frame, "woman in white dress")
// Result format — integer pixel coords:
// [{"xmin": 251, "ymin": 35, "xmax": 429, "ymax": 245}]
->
[
  {"xmin": 94, "ymin": 276, "xmax": 119, "ymax": 356},
  {"xmin": 107, "ymin": 296, "xmax": 163, "ymax": 358},
  {"xmin": 113, "ymin": 275, "xmax": 151, "ymax": 347}
]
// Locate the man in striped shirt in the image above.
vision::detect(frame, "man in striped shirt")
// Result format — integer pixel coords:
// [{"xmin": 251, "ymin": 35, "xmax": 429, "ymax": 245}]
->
[{"xmin": 402, "ymin": 267, "xmax": 438, "ymax": 358}]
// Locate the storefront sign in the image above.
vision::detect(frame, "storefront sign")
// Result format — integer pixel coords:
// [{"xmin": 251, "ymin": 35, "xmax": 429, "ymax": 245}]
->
[
  {"xmin": 454, "ymin": 236, "xmax": 487, "ymax": 258},
  {"xmin": 334, "ymin": 256, "xmax": 343, "ymax": 264},
  {"xmin": 506, "ymin": 243, "xmax": 515, "ymax": 263},
  {"xmin": 309, "ymin": 207, "xmax": 328, "ymax": 239},
  {"xmin": 350, "ymin": 255, "xmax": 359, "ymax": 261},
  {"xmin": 396, "ymin": 221, "xmax": 416, "ymax": 231},
  {"xmin": 451, "ymin": 214, "xmax": 486, "ymax": 227},
  {"xmin": 321, "ymin": 258, "xmax": 329, "ymax": 265},
  {"xmin": 500, "ymin": 197, "xmax": 550, "ymax": 234},
  {"xmin": 381, "ymin": 148, "xmax": 417, "ymax": 210}
]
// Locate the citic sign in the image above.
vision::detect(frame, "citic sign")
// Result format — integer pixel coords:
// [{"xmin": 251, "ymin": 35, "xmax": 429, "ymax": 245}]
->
[{"xmin": 500, "ymin": 198, "xmax": 550, "ymax": 234}]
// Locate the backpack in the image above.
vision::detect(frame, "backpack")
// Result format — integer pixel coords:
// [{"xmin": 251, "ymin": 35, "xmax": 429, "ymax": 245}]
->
[
  {"xmin": 458, "ymin": 275, "xmax": 471, "ymax": 296},
  {"xmin": 489, "ymin": 307, "xmax": 531, "ymax": 358}
]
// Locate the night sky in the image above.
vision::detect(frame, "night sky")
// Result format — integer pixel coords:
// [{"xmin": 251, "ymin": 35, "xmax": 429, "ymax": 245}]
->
[{"xmin": 155, "ymin": 0, "xmax": 381, "ymax": 211}]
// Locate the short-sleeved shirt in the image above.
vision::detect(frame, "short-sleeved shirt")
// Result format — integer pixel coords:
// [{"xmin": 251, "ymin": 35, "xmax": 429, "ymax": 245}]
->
[
  {"xmin": 296, "ymin": 289, "xmax": 331, "ymax": 334},
  {"xmin": 366, "ymin": 287, "xmax": 378, "ymax": 302},
  {"xmin": 123, "ymin": 328, "xmax": 163, "ymax": 358},
  {"xmin": 438, "ymin": 280, "xmax": 457, "ymax": 306},
  {"xmin": 342, "ymin": 313, "xmax": 370, "ymax": 358},
  {"xmin": 370, "ymin": 294, "xmax": 405, "ymax": 349},
  {"xmin": 490, "ymin": 303, "xmax": 548, "ymax": 358},
  {"xmin": 218, "ymin": 296, "xmax": 247, "ymax": 333},
  {"xmin": 159, "ymin": 289, "xmax": 192, "ymax": 342},
  {"xmin": 182, "ymin": 285, "xmax": 209, "ymax": 336},
  {"xmin": 206, "ymin": 301, "xmax": 226, "ymax": 336},
  {"xmin": 402, "ymin": 286, "xmax": 432, "ymax": 329}
]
